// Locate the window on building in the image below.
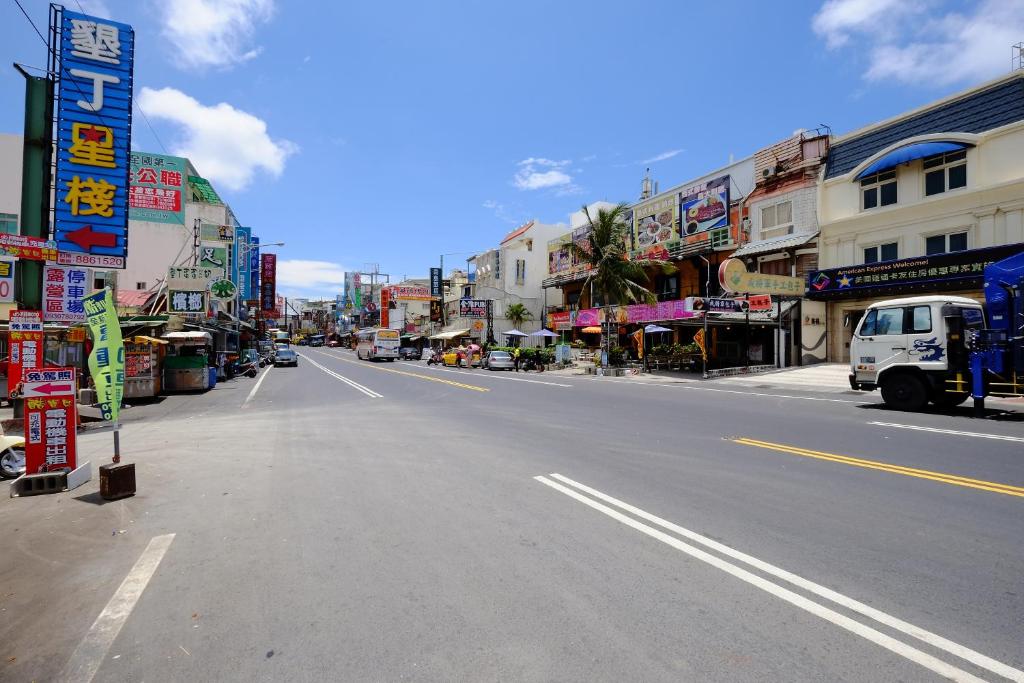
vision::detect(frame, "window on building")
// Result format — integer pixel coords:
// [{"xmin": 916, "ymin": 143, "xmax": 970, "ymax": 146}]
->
[
  {"xmin": 925, "ymin": 231, "xmax": 968, "ymax": 256},
  {"xmin": 514, "ymin": 258, "xmax": 526, "ymax": 285},
  {"xmin": 0, "ymin": 213, "xmax": 17, "ymax": 235},
  {"xmin": 923, "ymin": 150, "xmax": 967, "ymax": 197},
  {"xmin": 93, "ymin": 275, "xmax": 106, "ymax": 290},
  {"xmin": 655, "ymin": 274, "xmax": 679, "ymax": 301},
  {"xmin": 136, "ymin": 282, "xmax": 147, "ymax": 290},
  {"xmin": 863, "ymin": 242, "xmax": 898, "ymax": 264},
  {"xmin": 760, "ymin": 200, "xmax": 794, "ymax": 239},
  {"xmin": 861, "ymin": 170, "xmax": 897, "ymax": 210},
  {"xmin": 567, "ymin": 291, "xmax": 580, "ymax": 309}
]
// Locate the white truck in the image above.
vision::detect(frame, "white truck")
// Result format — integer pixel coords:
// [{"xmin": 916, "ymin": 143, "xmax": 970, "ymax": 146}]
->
[{"xmin": 849, "ymin": 251, "xmax": 1023, "ymax": 413}]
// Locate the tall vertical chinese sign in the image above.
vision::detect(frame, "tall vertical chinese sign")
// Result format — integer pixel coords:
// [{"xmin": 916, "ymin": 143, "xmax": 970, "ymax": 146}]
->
[
  {"xmin": 8, "ymin": 310, "xmax": 44, "ymax": 398},
  {"xmin": 234, "ymin": 226, "xmax": 251, "ymax": 300},
  {"xmin": 380, "ymin": 287, "xmax": 390, "ymax": 329},
  {"xmin": 53, "ymin": 9, "xmax": 134, "ymax": 267},
  {"xmin": 83, "ymin": 289, "xmax": 125, "ymax": 422},
  {"xmin": 249, "ymin": 237, "xmax": 260, "ymax": 300},
  {"xmin": 24, "ymin": 368, "xmax": 78, "ymax": 474},
  {"xmin": 43, "ymin": 264, "xmax": 89, "ymax": 322},
  {"xmin": 261, "ymin": 253, "xmax": 277, "ymax": 312}
]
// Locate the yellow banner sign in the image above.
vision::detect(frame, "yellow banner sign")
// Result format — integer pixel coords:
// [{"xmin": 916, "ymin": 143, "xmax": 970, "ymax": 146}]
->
[
  {"xmin": 83, "ymin": 289, "xmax": 125, "ymax": 422},
  {"xmin": 718, "ymin": 258, "xmax": 805, "ymax": 296}
]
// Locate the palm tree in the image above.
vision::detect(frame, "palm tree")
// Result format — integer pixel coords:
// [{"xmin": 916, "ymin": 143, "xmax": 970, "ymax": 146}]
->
[
  {"xmin": 504, "ymin": 302, "xmax": 531, "ymax": 346},
  {"xmin": 566, "ymin": 202, "xmax": 668, "ymax": 365}
]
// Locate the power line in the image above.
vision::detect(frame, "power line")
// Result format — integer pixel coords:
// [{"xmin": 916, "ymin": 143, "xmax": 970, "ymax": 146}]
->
[{"xmin": 11, "ymin": 0, "xmax": 47, "ymax": 45}]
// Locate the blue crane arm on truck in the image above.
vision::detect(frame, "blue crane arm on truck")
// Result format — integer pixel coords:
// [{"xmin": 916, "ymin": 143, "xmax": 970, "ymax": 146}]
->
[
  {"xmin": 969, "ymin": 249, "xmax": 1024, "ymax": 413},
  {"xmin": 849, "ymin": 249, "xmax": 1023, "ymax": 414}
]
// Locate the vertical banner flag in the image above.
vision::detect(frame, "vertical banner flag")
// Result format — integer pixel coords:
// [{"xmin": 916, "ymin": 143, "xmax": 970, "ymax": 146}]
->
[
  {"xmin": 234, "ymin": 226, "xmax": 251, "ymax": 300},
  {"xmin": 260, "ymin": 253, "xmax": 277, "ymax": 312},
  {"xmin": 430, "ymin": 267, "xmax": 442, "ymax": 298},
  {"xmin": 53, "ymin": 9, "xmax": 135, "ymax": 266},
  {"xmin": 24, "ymin": 368, "xmax": 78, "ymax": 474},
  {"xmin": 8, "ymin": 310, "xmax": 44, "ymax": 398},
  {"xmin": 43, "ymin": 264, "xmax": 89, "ymax": 322},
  {"xmin": 249, "ymin": 237, "xmax": 260, "ymax": 299},
  {"xmin": 380, "ymin": 287, "xmax": 390, "ymax": 328},
  {"xmin": 83, "ymin": 289, "xmax": 125, "ymax": 422}
]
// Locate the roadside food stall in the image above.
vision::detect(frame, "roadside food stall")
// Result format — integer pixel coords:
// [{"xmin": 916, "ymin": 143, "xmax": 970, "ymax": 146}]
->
[
  {"xmin": 124, "ymin": 335, "xmax": 167, "ymax": 399},
  {"xmin": 162, "ymin": 331, "xmax": 213, "ymax": 392}
]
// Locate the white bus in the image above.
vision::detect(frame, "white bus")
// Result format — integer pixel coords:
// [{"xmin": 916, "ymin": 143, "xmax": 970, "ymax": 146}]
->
[{"xmin": 355, "ymin": 328, "xmax": 400, "ymax": 361}]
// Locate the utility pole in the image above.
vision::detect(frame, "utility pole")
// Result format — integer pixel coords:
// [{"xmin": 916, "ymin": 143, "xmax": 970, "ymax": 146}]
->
[{"xmin": 13, "ymin": 66, "xmax": 54, "ymax": 419}]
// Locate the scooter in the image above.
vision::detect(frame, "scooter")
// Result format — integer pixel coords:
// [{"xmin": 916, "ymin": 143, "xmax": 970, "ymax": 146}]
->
[
  {"xmin": 427, "ymin": 349, "xmax": 443, "ymax": 366},
  {"xmin": 238, "ymin": 361, "xmax": 259, "ymax": 378},
  {"xmin": 0, "ymin": 434, "xmax": 26, "ymax": 479}
]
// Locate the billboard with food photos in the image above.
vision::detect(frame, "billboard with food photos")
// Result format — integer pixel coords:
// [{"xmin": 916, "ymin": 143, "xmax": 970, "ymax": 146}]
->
[
  {"xmin": 631, "ymin": 195, "xmax": 677, "ymax": 261},
  {"xmin": 680, "ymin": 175, "xmax": 730, "ymax": 237}
]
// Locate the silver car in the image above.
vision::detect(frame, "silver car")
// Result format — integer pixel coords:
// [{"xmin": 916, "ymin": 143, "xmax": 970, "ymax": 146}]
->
[
  {"xmin": 482, "ymin": 350, "xmax": 514, "ymax": 370},
  {"xmin": 274, "ymin": 349, "xmax": 298, "ymax": 367}
]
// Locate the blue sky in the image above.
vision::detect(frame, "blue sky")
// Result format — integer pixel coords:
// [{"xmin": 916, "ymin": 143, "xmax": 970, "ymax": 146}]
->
[{"xmin": 2, "ymin": 0, "xmax": 1021, "ymax": 296}]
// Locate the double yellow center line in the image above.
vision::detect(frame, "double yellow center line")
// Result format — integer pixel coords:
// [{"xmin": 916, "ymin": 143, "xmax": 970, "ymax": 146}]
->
[{"xmin": 733, "ymin": 437, "xmax": 1024, "ymax": 498}]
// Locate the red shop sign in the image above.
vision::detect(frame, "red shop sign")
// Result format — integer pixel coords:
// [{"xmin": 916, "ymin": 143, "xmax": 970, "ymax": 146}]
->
[{"xmin": 23, "ymin": 367, "xmax": 78, "ymax": 474}]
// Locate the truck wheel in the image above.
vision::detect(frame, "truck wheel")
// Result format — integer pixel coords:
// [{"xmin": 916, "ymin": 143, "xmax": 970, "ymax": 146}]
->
[
  {"xmin": 880, "ymin": 373, "xmax": 928, "ymax": 411},
  {"xmin": 932, "ymin": 392, "xmax": 969, "ymax": 408}
]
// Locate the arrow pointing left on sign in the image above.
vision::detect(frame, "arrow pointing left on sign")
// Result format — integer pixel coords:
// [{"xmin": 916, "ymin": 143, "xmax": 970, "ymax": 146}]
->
[
  {"xmin": 29, "ymin": 383, "xmax": 73, "ymax": 395},
  {"xmin": 65, "ymin": 225, "xmax": 118, "ymax": 252}
]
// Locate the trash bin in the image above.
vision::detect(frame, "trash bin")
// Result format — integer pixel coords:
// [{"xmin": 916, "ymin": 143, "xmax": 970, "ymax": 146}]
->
[{"xmin": 208, "ymin": 366, "xmax": 217, "ymax": 388}]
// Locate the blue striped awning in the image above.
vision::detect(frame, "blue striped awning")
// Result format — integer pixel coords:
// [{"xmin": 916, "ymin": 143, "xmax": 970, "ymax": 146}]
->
[{"xmin": 855, "ymin": 141, "xmax": 970, "ymax": 179}]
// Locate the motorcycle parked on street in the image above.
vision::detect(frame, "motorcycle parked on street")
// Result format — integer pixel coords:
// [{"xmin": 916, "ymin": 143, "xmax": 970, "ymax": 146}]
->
[{"xmin": 427, "ymin": 349, "xmax": 443, "ymax": 366}]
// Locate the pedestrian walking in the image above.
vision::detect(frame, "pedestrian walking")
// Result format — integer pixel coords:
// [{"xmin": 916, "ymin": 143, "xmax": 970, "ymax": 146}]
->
[{"xmin": 513, "ymin": 347, "xmax": 521, "ymax": 372}]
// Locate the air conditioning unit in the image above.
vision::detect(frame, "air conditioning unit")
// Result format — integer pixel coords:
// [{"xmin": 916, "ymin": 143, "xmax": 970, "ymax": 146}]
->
[{"xmin": 761, "ymin": 164, "xmax": 783, "ymax": 179}]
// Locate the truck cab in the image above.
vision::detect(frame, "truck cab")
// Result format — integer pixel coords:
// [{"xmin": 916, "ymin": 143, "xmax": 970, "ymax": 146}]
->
[{"xmin": 849, "ymin": 295, "xmax": 984, "ymax": 410}]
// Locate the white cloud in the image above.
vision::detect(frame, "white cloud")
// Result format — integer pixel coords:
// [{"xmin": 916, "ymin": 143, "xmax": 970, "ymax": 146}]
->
[
  {"xmin": 276, "ymin": 260, "xmax": 347, "ymax": 296},
  {"xmin": 513, "ymin": 157, "xmax": 573, "ymax": 190},
  {"xmin": 159, "ymin": 0, "xmax": 274, "ymax": 69},
  {"xmin": 641, "ymin": 148, "xmax": 684, "ymax": 164},
  {"xmin": 581, "ymin": 154, "xmax": 598, "ymax": 162},
  {"xmin": 483, "ymin": 199, "xmax": 520, "ymax": 225},
  {"xmin": 813, "ymin": 0, "xmax": 1023, "ymax": 86},
  {"xmin": 137, "ymin": 86, "xmax": 297, "ymax": 192}
]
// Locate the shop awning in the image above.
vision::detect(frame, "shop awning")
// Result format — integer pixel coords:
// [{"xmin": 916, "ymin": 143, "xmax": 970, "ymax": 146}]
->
[
  {"xmin": 163, "ymin": 331, "xmax": 213, "ymax": 342},
  {"xmin": 855, "ymin": 141, "xmax": 970, "ymax": 179},
  {"xmin": 429, "ymin": 328, "xmax": 471, "ymax": 340},
  {"xmin": 131, "ymin": 335, "xmax": 168, "ymax": 345},
  {"xmin": 731, "ymin": 232, "xmax": 817, "ymax": 258},
  {"xmin": 581, "ymin": 326, "xmax": 602, "ymax": 333}
]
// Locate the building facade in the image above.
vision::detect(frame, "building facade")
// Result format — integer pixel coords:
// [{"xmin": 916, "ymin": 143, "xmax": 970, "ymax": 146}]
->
[{"xmin": 811, "ymin": 72, "xmax": 1024, "ymax": 361}]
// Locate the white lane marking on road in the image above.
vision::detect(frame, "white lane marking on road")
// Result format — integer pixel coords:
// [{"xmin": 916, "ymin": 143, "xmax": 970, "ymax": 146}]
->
[
  {"xmin": 869, "ymin": 421, "xmax": 1024, "ymax": 443},
  {"xmin": 425, "ymin": 365, "xmax": 573, "ymax": 387},
  {"xmin": 59, "ymin": 534, "xmax": 176, "ymax": 683},
  {"xmin": 543, "ymin": 473, "xmax": 1024, "ymax": 683},
  {"xmin": 585, "ymin": 378, "xmax": 860, "ymax": 403},
  {"xmin": 242, "ymin": 367, "xmax": 272, "ymax": 407},
  {"xmin": 300, "ymin": 353, "xmax": 383, "ymax": 398}
]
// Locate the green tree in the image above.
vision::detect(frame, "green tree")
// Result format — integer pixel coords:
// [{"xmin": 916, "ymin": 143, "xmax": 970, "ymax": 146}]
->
[
  {"xmin": 567, "ymin": 202, "xmax": 664, "ymax": 307},
  {"xmin": 504, "ymin": 302, "xmax": 532, "ymax": 346}
]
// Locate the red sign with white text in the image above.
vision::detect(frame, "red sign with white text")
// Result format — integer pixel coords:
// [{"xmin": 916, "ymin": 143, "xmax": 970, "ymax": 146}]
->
[
  {"xmin": 380, "ymin": 287, "xmax": 390, "ymax": 328},
  {"xmin": 746, "ymin": 294, "xmax": 773, "ymax": 312},
  {"xmin": 24, "ymin": 368, "xmax": 77, "ymax": 474},
  {"xmin": 8, "ymin": 310, "xmax": 44, "ymax": 398}
]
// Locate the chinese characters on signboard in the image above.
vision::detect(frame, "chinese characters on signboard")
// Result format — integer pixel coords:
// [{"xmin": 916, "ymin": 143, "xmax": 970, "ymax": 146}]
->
[
  {"xmin": 261, "ymin": 253, "xmax": 277, "ymax": 312},
  {"xmin": 386, "ymin": 285, "xmax": 431, "ymax": 300},
  {"xmin": 43, "ymin": 265, "xmax": 89, "ymax": 322},
  {"xmin": 249, "ymin": 237, "xmax": 260, "ymax": 298},
  {"xmin": 83, "ymin": 289, "xmax": 125, "ymax": 422},
  {"xmin": 24, "ymin": 368, "xmax": 78, "ymax": 474},
  {"xmin": 680, "ymin": 175, "xmax": 730, "ymax": 237},
  {"xmin": 430, "ymin": 267, "xmax": 442, "ymax": 298},
  {"xmin": 0, "ymin": 233, "xmax": 58, "ymax": 262},
  {"xmin": 459, "ymin": 299, "xmax": 488, "ymax": 317},
  {"xmin": 8, "ymin": 310, "xmax": 43, "ymax": 398},
  {"xmin": 380, "ymin": 287, "xmax": 390, "ymax": 328},
  {"xmin": 53, "ymin": 10, "xmax": 134, "ymax": 264},
  {"xmin": 199, "ymin": 242, "xmax": 228, "ymax": 275},
  {"xmin": 0, "ymin": 259, "xmax": 14, "ymax": 303},
  {"xmin": 167, "ymin": 266, "xmax": 217, "ymax": 315},
  {"xmin": 234, "ymin": 226, "xmax": 251, "ymax": 300},
  {"xmin": 129, "ymin": 152, "xmax": 185, "ymax": 224},
  {"xmin": 633, "ymin": 194, "xmax": 678, "ymax": 260}
]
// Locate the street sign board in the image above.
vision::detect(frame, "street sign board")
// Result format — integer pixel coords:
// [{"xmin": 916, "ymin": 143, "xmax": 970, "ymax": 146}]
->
[
  {"xmin": 0, "ymin": 259, "xmax": 14, "ymax": 303},
  {"xmin": 210, "ymin": 278, "xmax": 236, "ymax": 301},
  {"xmin": 430, "ymin": 267, "xmax": 442, "ymax": 298},
  {"xmin": 52, "ymin": 9, "xmax": 134, "ymax": 265},
  {"xmin": 0, "ymin": 233, "xmax": 58, "ymax": 261},
  {"xmin": 24, "ymin": 368, "xmax": 78, "ymax": 474},
  {"xmin": 8, "ymin": 310, "xmax": 43, "ymax": 398},
  {"xmin": 43, "ymin": 264, "xmax": 89, "ymax": 322},
  {"xmin": 57, "ymin": 250, "xmax": 124, "ymax": 268}
]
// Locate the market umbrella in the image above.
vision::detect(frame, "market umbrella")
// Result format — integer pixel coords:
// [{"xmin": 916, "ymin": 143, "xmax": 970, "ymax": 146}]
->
[
  {"xmin": 644, "ymin": 324, "xmax": 672, "ymax": 334},
  {"xmin": 531, "ymin": 328, "xmax": 559, "ymax": 337},
  {"xmin": 504, "ymin": 329, "xmax": 528, "ymax": 337}
]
